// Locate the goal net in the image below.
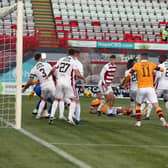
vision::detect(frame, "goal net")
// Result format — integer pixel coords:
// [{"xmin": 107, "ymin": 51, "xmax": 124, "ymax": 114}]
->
[{"xmin": 0, "ymin": 1, "xmax": 23, "ymax": 128}]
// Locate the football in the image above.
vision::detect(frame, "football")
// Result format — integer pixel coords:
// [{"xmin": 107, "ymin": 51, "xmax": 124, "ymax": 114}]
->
[{"xmin": 84, "ymin": 89, "xmax": 92, "ymax": 98}]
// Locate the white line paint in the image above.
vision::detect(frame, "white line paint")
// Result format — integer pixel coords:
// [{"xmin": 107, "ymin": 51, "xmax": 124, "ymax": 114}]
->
[
  {"xmin": 50, "ymin": 143, "xmax": 168, "ymax": 149},
  {"xmin": 18, "ymin": 128, "xmax": 92, "ymax": 168},
  {"xmin": 4, "ymin": 121, "xmax": 92, "ymax": 168}
]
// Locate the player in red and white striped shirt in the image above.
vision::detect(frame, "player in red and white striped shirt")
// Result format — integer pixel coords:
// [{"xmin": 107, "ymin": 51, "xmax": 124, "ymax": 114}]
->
[{"xmin": 97, "ymin": 55, "xmax": 117, "ymax": 115}]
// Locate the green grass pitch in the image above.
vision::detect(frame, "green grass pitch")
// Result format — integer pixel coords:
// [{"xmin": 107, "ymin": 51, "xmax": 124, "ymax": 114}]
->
[{"xmin": 1, "ymin": 96, "xmax": 168, "ymax": 168}]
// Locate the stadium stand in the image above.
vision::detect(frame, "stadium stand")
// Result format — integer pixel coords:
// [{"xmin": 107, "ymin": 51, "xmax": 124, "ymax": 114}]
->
[
  {"xmin": 0, "ymin": 0, "xmax": 35, "ymax": 35},
  {"xmin": 0, "ymin": 0, "xmax": 37, "ymax": 69},
  {"xmin": 32, "ymin": 0, "xmax": 58, "ymax": 48},
  {"xmin": 52, "ymin": 0, "xmax": 168, "ymax": 43}
]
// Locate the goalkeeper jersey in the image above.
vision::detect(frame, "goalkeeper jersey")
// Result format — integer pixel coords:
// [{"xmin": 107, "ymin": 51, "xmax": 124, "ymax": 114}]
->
[{"xmin": 91, "ymin": 99, "xmax": 109, "ymax": 114}]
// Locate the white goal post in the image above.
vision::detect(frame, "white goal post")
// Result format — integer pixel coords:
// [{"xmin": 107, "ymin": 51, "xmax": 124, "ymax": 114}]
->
[
  {"xmin": 0, "ymin": 0, "xmax": 23, "ymax": 129},
  {"xmin": 16, "ymin": 0, "xmax": 23, "ymax": 129}
]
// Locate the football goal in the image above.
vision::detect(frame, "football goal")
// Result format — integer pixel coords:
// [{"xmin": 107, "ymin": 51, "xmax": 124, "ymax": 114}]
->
[{"xmin": 0, "ymin": 0, "xmax": 23, "ymax": 129}]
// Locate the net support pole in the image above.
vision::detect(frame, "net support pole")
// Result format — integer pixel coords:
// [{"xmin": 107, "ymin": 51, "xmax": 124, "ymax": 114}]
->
[{"xmin": 15, "ymin": 0, "xmax": 23, "ymax": 129}]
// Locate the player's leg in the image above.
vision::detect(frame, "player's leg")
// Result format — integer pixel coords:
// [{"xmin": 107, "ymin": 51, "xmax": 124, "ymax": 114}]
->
[
  {"xmin": 135, "ymin": 88, "xmax": 146, "ymax": 127},
  {"xmin": 129, "ymin": 90, "xmax": 136, "ymax": 116},
  {"xmin": 68, "ymin": 98, "xmax": 77, "ymax": 125},
  {"xmin": 49, "ymin": 99, "xmax": 59, "ymax": 124},
  {"xmin": 72, "ymin": 86, "xmax": 81, "ymax": 124},
  {"xmin": 108, "ymin": 91, "xmax": 115, "ymax": 108},
  {"xmin": 145, "ymin": 103, "xmax": 153, "ymax": 119},
  {"xmin": 152, "ymin": 102, "xmax": 168, "ymax": 127},
  {"xmin": 143, "ymin": 99, "xmax": 153, "ymax": 120},
  {"xmin": 74, "ymin": 99, "xmax": 81, "ymax": 123},
  {"xmin": 59, "ymin": 99, "xmax": 66, "ymax": 120},
  {"xmin": 36, "ymin": 98, "xmax": 46, "ymax": 119},
  {"xmin": 48, "ymin": 84, "xmax": 60, "ymax": 124},
  {"xmin": 97, "ymin": 81, "xmax": 106, "ymax": 115},
  {"xmin": 148, "ymin": 88, "xmax": 168, "ymax": 127},
  {"xmin": 32, "ymin": 99, "xmax": 41, "ymax": 115},
  {"xmin": 163, "ymin": 90, "xmax": 168, "ymax": 112},
  {"xmin": 64, "ymin": 98, "xmax": 71, "ymax": 109},
  {"xmin": 66, "ymin": 85, "xmax": 78, "ymax": 125}
]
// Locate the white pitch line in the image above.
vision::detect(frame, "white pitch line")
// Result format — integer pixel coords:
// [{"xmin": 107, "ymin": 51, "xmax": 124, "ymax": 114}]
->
[
  {"xmin": 50, "ymin": 143, "xmax": 168, "ymax": 149},
  {"xmin": 3, "ymin": 120, "xmax": 91, "ymax": 168},
  {"xmin": 18, "ymin": 128, "xmax": 92, "ymax": 168}
]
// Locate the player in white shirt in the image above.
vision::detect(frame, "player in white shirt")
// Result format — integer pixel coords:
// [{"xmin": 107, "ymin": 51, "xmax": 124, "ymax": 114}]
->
[
  {"xmin": 124, "ymin": 59, "xmax": 138, "ymax": 116},
  {"xmin": 155, "ymin": 55, "xmax": 168, "ymax": 112},
  {"xmin": 22, "ymin": 53, "xmax": 57, "ymax": 119},
  {"xmin": 47, "ymin": 49, "xmax": 86, "ymax": 125},
  {"xmin": 97, "ymin": 55, "xmax": 117, "ymax": 115}
]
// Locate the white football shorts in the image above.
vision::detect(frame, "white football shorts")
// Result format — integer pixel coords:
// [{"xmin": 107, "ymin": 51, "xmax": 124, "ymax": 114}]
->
[
  {"xmin": 55, "ymin": 79, "xmax": 77, "ymax": 99},
  {"xmin": 136, "ymin": 87, "xmax": 158, "ymax": 104},
  {"xmin": 98, "ymin": 80, "xmax": 113, "ymax": 95},
  {"xmin": 41, "ymin": 83, "xmax": 56, "ymax": 101}
]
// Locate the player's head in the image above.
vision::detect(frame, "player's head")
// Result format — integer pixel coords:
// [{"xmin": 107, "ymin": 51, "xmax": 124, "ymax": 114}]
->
[
  {"xmin": 96, "ymin": 91, "xmax": 102, "ymax": 99},
  {"xmin": 127, "ymin": 59, "xmax": 135, "ymax": 69},
  {"xmin": 159, "ymin": 55, "xmax": 167, "ymax": 63},
  {"xmin": 68, "ymin": 48, "xmax": 76, "ymax": 56},
  {"xmin": 140, "ymin": 53, "xmax": 148, "ymax": 60},
  {"xmin": 34, "ymin": 53, "xmax": 42, "ymax": 62},
  {"xmin": 74, "ymin": 49, "xmax": 80, "ymax": 59},
  {"xmin": 109, "ymin": 55, "xmax": 116, "ymax": 64}
]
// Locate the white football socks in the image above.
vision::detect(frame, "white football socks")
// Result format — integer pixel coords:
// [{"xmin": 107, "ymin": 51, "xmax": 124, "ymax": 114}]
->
[
  {"xmin": 59, "ymin": 100, "xmax": 65, "ymax": 118},
  {"xmin": 146, "ymin": 103, "xmax": 153, "ymax": 118},
  {"xmin": 68, "ymin": 101, "xmax": 76, "ymax": 121},
  {"xmin": 37, "ymin": 100, "xmax": 45, "ymax": 118},
  {"xmin": 75, "ymin": 103, "xmax": 81, "ymax": 121},
  {"xmin": 50, "ymin": 100, "xmax": 58, "ymax": 118},
  {"xmin": 130, "ymin": 101, "xmax": 136, "ymax": 115}
]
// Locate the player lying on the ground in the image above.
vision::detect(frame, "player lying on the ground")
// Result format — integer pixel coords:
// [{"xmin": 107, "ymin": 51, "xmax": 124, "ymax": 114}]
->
[{"xmin": 89, "ymin": 92, "xmax": 133, "ymax": 116}]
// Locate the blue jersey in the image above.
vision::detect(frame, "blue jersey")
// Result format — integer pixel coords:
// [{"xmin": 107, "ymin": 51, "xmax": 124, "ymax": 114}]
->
[{"xmin": 33, "ymin": 84, "xmax": 52, "ymax": 103}]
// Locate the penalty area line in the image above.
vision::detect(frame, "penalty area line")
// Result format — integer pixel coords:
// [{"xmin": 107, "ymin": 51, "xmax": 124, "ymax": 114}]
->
[
  {"xmin": 50, "ymin": 143, "xmax": 168, "ymax": 148},
  {"xmin": 18, "ymin": 128, "xmax": 92, "ymax": 168}
]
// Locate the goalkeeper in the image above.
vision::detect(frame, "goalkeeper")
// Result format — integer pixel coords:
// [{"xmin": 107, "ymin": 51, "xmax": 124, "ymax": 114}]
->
[
  {"xmin": 29, "ymin": 80, "xmax": 52, "ymax": 117},
  {"xmin": 89, "ymin": 92, "xmax": 133, "ymax": 116}
]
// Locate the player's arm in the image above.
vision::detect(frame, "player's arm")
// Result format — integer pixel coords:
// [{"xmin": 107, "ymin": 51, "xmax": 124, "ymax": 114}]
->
[
  {"xmin": 154, "ymin": 71, "xmax": 161, "ymax": 86},
  {"xmin": 154, "ymin": 63, "xmax": 164, "ymax": 72},
  {"xmin": 46, "ymin": 66, "xmax": 57, "ymax": 79},
  {"xmin": 75, "ymin": 69, "xmax": 86, "ymax": 83},
  {"xmin": 120, "ymin": 78, "xmax": 130, "ymax": 89},
  {"xmin": 22, "ymin": 77, "xmax": 34, "ymax": 93},
  {"xmin": 125, "ymin": 69, "xmax": 134, "ymax": 85},
  {"xmin": 89, "ymin": 105, "xmax": 97, "ymax": 114}
]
